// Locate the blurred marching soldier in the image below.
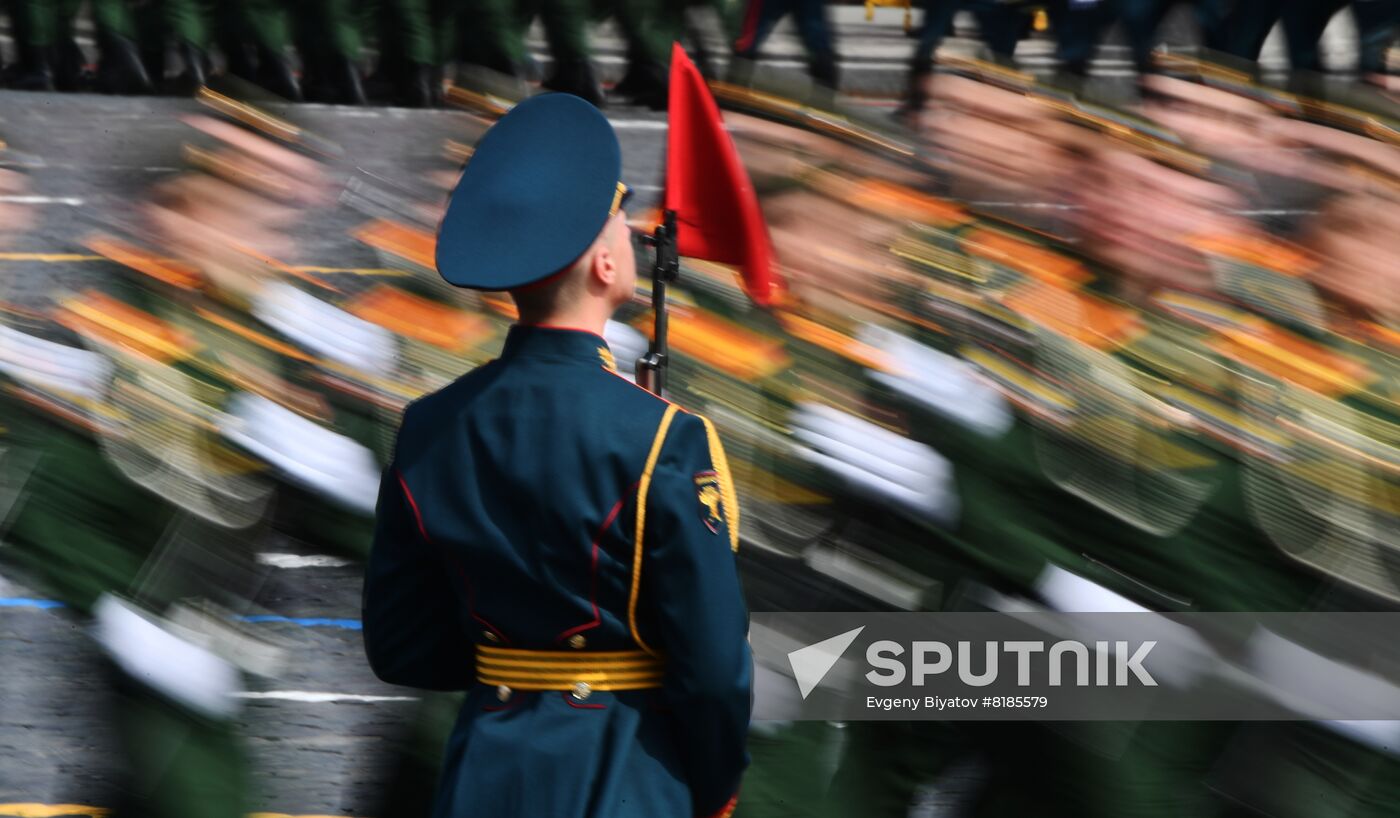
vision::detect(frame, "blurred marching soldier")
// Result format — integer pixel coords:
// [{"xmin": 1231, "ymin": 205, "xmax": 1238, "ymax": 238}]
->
[
  {"xmin": 605, "ymin": 0, "xmax": 737, "ymax": 108},
  {"xmin": 1283, "ymin": 0, "xmax": 1398, "ymax": 77},
  {"xmin": 1216, "ymin": 0, "xmax": 1398, "ymax": 77},
  {"xmin": 706, "ymin": 57, "xmax": 1398, "ymax": 817},
  {"xmin": 508, "ymin": 0, "xmax": 606, "ymax": 105},
  {"xmin": 212, "ymin": 0, "xmax": 304, "ymax": 100},
  {"xmin": 87, "ymin": 0, "xmax": 211, "ymax": 93},
  {"xmin": 83, "ymin": 1, "xmax": 150, "ymax": 93},
  {"xmin": 1147, "ymin": 71, "xmax": 1400, "ymax": 818},
  {"xmin": 0, "ymin": 87, "xmax": 402, "ymax": 818},
  {"xmin": 902, "ymin": 0, "xmax": 1113, "ymax": 111},
  {"xmin": 359, "ymin": 0, "xmax": 439, "ymax": 105},
  {"xmin": 607, "ymin": 0, "xmax": 673, "ymax": 108},
  {"xmin": 0, "ymin": 105, "xmax": 282, "ymax": 818},
  {"xmin": 904, "ymin": 0, "xmax": 969, "ymax": 110},
  {"xmin": 455, "ymin": 0, "xmax": 531, "ymax": 79},
  {"xmin": 1, "ymin": 0, "xmax": 85, "ymax": 90},
  {"xmin": 731, "ymin": 0, "xmax": 841, "ymax": 95},
  {"xmin": 363, "ymin": 0, "xmax": 526, "ymax": 106},
  {"xmin": 1119, "ymin": 0, "xmax": 1233, "ymax": 73},
  {"xmin": 363, "ymin": 93, "xmax": 752, "ymax": 818},
  {"xmin": 356, "ymin": 0, "xmax": 514, "ymax": 106},
  {"xmin": 293, "ymin": 0, "xmax": 369, "ymax": 104}
]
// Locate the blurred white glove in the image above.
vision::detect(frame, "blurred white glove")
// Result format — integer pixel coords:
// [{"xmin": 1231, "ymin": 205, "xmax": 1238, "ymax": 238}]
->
[
  {"xmin": 1035, "ymin": 564, "xmax": 1217, "ymax": 688},
  {"xmin": 1247, "ymin": 629, "xmax": 1400, "ymax": 753},
  {"xmin": 858, "ymin": 325, "xmax": 1013, "ymax": 438},
  {"xmin": 0, "ymin": 325, "xmax": 113, "ymax": 401},
  {"xmin": 254, "ymin": 282, "xmax": 396, "ymax": 376},
  {"xmin": 93, "ymin": 594, "xmax": 243, "ymax": 720},
  {"xmin": 220, "ymin": 392, "xmax": 379, "ymax": 514},
  {"xmin": 789, "ymin": 402, "xmax": 958, "ymax": 524}
]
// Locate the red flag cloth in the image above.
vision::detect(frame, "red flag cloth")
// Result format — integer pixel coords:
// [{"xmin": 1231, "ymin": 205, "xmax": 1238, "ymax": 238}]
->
[{"xmin": 664, "ymin": 42, "xmax": 780, "ymax": 306}]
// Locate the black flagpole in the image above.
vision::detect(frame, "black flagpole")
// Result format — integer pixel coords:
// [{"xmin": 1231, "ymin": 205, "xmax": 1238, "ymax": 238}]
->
[{"xmin": 636, "ymin": 209, "xmax": 678, "ymax": 397}]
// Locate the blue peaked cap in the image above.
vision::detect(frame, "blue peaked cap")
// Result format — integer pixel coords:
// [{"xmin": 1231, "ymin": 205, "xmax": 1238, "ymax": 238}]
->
[{"xmin": 435, "ymin": 94, "xmax": 624, "ymax": 290}]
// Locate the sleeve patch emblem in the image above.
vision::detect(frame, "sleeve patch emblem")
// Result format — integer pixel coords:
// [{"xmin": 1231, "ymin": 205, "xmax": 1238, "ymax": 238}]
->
[{"xmin": 695, "ymin": 471, "xmax": 724, "ymax": 534}]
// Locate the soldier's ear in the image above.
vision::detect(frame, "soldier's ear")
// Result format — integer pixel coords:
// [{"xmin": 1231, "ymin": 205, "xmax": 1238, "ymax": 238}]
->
[{"xmin": 590, "ymin": 238, "xmax": 618, "ymax": 288}]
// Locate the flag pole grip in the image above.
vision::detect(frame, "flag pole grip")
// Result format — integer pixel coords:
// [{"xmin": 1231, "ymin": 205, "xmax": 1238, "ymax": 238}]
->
[{"xmin": 636, "ymin": 209, "xmax": 678, "ymax": 397}]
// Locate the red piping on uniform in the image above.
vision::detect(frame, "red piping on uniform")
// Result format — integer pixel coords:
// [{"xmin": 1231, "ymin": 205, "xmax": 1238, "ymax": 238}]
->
[
  {"xmin": 396, "ymin": 470, "xmax": 431, "ymax": 542},
  {"xmin": 702, "ymin": 792, "xmax": 740, "ymax": 818},
  {"xmin": 398, "ymin": 469, "xmax": 510, "ymax": 644},
  {"xmin": 562, "ymin": 692, "xmax": 606, "ymax": 710},
  {"xmin": 556, "ymin": 484, "xmax": 639, "ymax": 644},
  {"xmin": 451, "ymin": 555, "xmax": 512, "ymax": 645},
  {"xmin": 735, "ymin": 0, "xmax": 764, "ymax": 53}
]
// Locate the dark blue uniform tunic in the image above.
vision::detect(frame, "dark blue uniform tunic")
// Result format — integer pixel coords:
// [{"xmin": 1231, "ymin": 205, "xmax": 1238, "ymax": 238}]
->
[{"xmin": 363, "ymin": 324, "xmax": 752, "ymax": 818}]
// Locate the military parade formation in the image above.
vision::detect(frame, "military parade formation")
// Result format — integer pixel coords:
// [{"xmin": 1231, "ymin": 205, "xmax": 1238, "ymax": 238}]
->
[
  {"xmin": 2, "ymin": 2, "xmax": 1400, "ymax": 817},
  {"xmin": 0, "ymin": 0, "xmax": 723, "ymax": 106},
  {"xmin": 2, "ymin": 1, "xmax": 1396, "ymax": 107}
]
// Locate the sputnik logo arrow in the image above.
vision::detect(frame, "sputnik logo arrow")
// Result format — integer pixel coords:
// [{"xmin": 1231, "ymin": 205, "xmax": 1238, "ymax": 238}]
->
[{"xmin": 788, "ymin": 626, "xmax": 865, "ymax": 700}]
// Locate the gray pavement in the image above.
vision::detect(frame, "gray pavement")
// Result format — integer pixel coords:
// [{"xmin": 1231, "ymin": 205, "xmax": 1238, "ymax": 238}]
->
[{"xmin": 0, "ymin": 556, "xmax": 409, "ymax": 814}]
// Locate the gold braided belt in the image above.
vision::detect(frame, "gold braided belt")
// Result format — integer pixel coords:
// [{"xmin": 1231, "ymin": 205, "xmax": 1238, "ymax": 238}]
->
[{"xmin": 476, "ymin": 644, "xmax": 665, "ymax": 699}]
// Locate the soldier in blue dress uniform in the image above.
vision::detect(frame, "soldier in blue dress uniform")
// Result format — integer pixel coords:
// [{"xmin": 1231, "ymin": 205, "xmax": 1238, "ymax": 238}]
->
[{"xmin": 361, "ymin": 92, "xmax": 753, "ymax": 818}]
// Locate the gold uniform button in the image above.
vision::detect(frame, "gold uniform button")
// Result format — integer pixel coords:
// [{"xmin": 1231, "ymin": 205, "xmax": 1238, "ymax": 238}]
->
[
  {"xmin": 483, "ymin": 630, "xmax": 501, "ymax": 643},
  {"xmin": 567, "ymin": 634, "xmax": 587, "ymax": 649},
  {"xmin": 571, "ymin": 681, "xmax": 592, "ymax": 701},
  {"xmin": 496, "ymin": 685, "xmax": 512, "ymax": 702}
]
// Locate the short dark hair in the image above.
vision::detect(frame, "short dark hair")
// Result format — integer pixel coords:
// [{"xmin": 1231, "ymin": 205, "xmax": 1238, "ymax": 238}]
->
[{"xmin": 508, "ymin": 262, "xmax": 583, "ymax": 323}]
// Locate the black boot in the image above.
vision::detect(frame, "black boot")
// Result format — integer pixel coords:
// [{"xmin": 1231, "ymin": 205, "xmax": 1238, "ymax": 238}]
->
[
  {"xmin": 332, "ymin": 54, "xmax": 368, "ymax": 105},
  {"xmin": 809, "ymin": 50, "xmax": 839, "ymax": 92},
  {"xmin": 613, "ymin": 50, "xmax": 647, "ymax": 97},
  {"xmin": 616, "ymin": 60, "xmax": 668, "ymax": 111},
  {"xmin": 255, "ymin": 46, "xmax": 303, "ymax": 101},
  {"xmin": 896, "ymin": 63, "xmax": 930, "ymax": 120},
  {"xmin": 397, "ymin": 62, "xmax": 435, "ymax": 107},
  {"xmin": 723, "ymin": 55, "xmax": 756, "ymax": 88},
  {"xmin": 542, "ymin": 58, "xmax": 604, "ymax": 107},
  {"xmin": 54, "ymin": 39, "xmax": 91, "ymax": 91},
  {"xmin": 364, "ymin": 52, "xmax": 404, "ymax": 102},
  {"xmin": 141, "ymin": 44, "xmax": 165, "ymax": 91},
  {"xmin": 7, "ymin": 45, "xmax": 55, "ymax": 91},
  {"xmin": 225, "ymin": 40, "xmax": 258, "ymax": 82},
  {"xmin": 174, "ymin": 42, "xmax": 208, "ymax": 94},
  {"xmin": 96, "ymin": 33, "xmax": 154, "ymax": 95}
]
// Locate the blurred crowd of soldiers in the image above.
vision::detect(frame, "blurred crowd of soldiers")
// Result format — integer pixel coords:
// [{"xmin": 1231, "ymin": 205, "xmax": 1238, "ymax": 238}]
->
[
  {"xmin": 1, "ymin": 0, "xmax": 1396, "ymax": 109},
  {"xmin": 0, "ymin": 0, "xmax": 735, "ymax": 107},
  {"xmin": 2, "ymin": 11, "xmax": 1400, "ymax": 818},
  {"xmin": 714, "ymin": 53, "xmax": 1400, "ymax": 815},
  {"xmin": 902, "ymin": 0, "xmax": 1397, "ymax": 87}
]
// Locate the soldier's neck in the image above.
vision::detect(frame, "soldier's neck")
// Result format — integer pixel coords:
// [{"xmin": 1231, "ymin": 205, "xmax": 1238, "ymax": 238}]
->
[{"xmin": 516, "ymin": 306, "xmax": 611, "ymax": 338}]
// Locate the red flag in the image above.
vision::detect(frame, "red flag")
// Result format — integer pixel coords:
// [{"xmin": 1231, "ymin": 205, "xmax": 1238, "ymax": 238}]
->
[{"xmin": 664, "ymin": 42, "xmax": 780, "ymax": 306}]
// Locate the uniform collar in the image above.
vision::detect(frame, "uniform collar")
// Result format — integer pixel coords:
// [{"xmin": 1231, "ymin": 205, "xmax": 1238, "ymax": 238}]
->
[{"xmin": 501, "ymin": 323, "xmax": 617, "ymax": 370}]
